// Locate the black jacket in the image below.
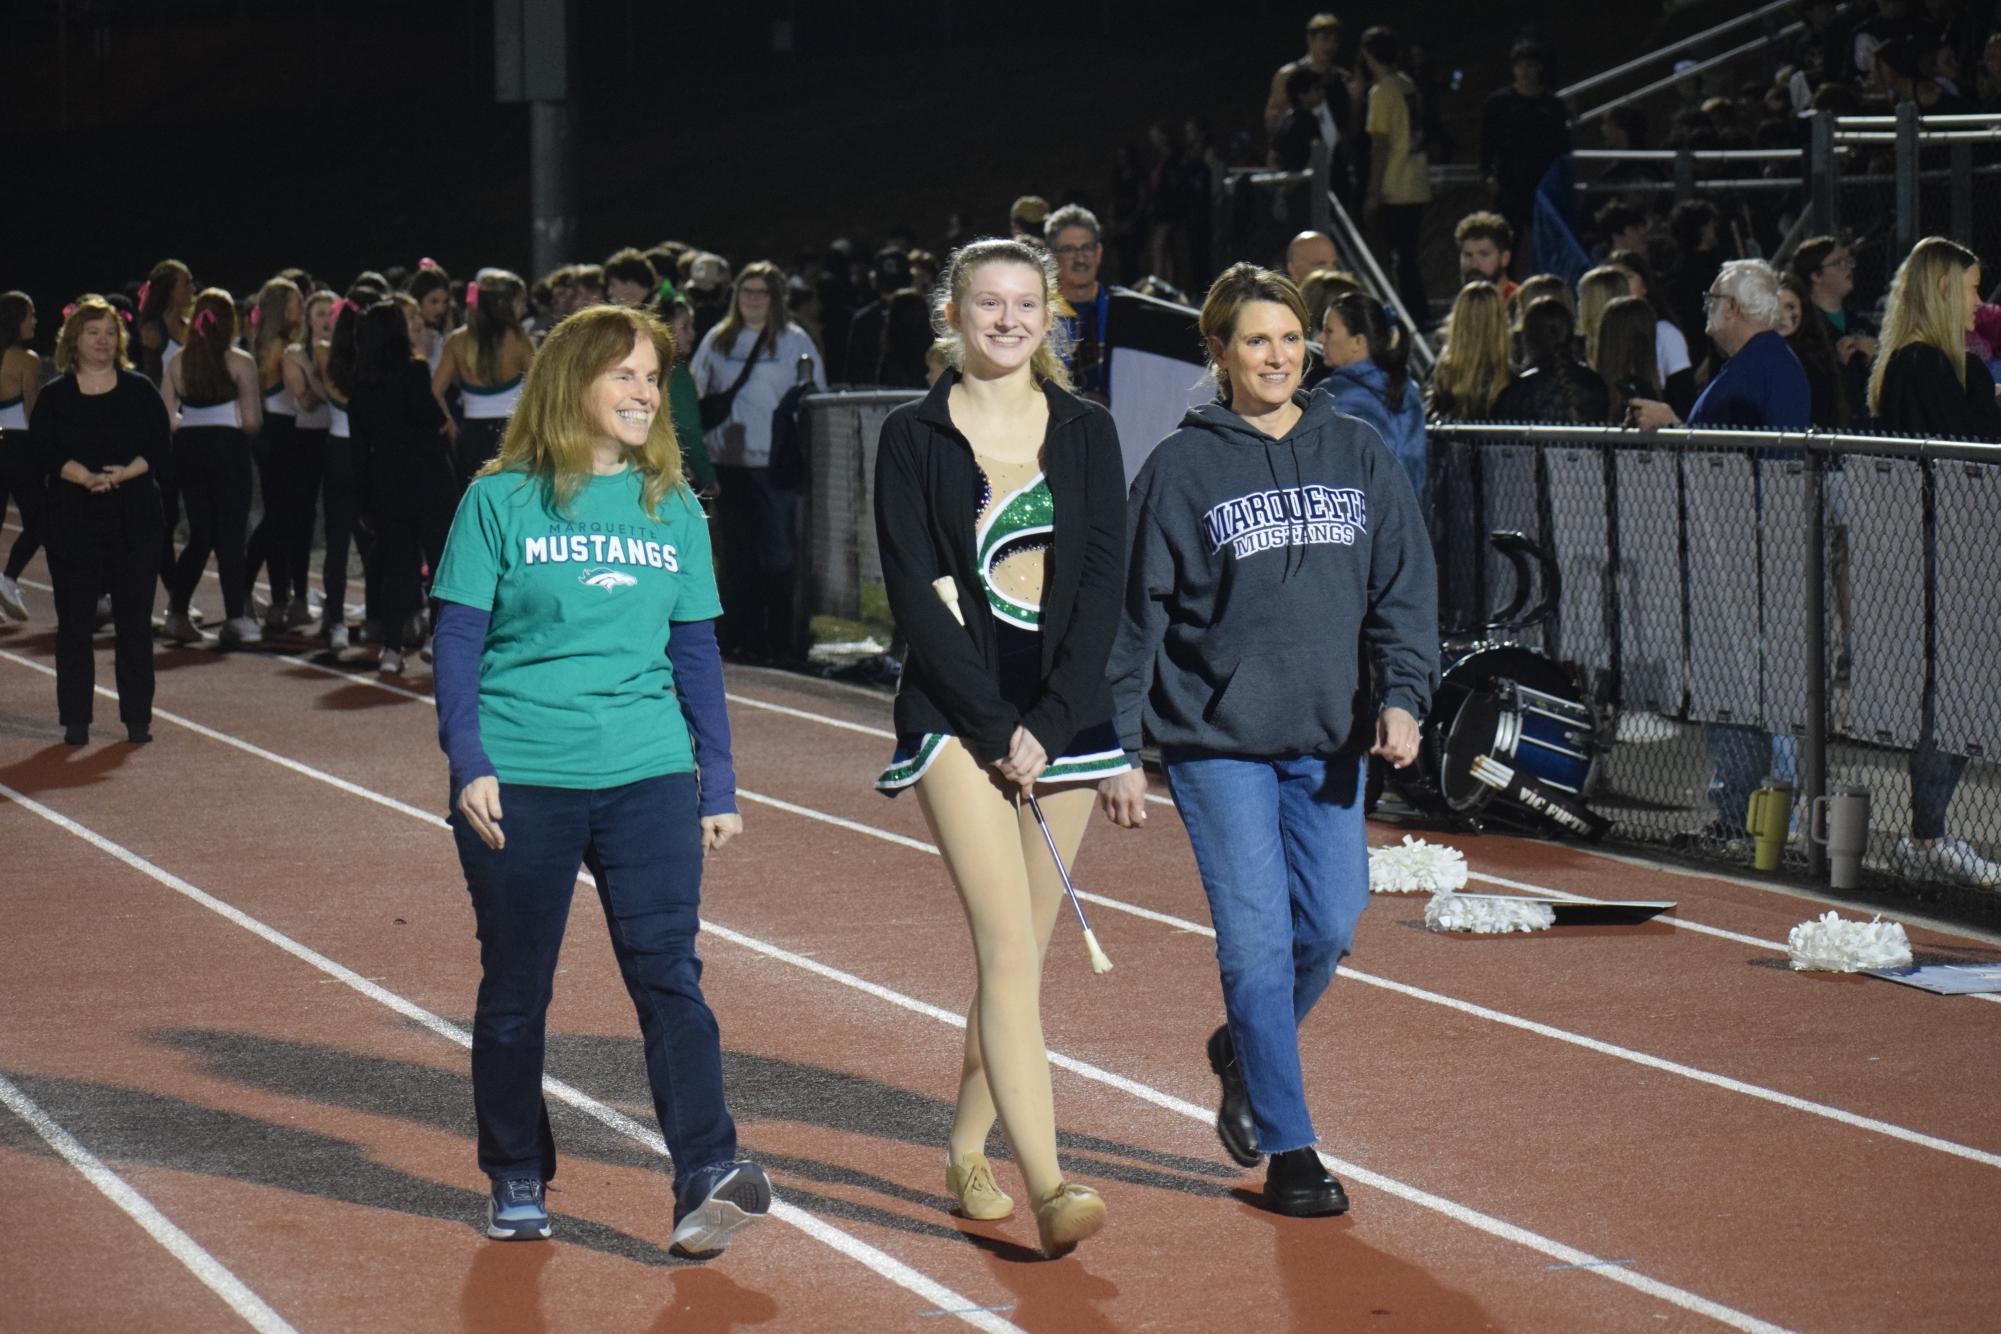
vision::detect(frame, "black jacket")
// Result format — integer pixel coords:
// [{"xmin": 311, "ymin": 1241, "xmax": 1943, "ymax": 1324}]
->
[
  {"xmin": 30, "ymin": 370, "xmax": 169, "ymax": 546},
  {"xmin": 873, "ymin": 370, "xmax": 1127, "ymax": 764},
  {"xmin": 1873, "ymin": 344, "xmax": 2001, "ymax": 441}
]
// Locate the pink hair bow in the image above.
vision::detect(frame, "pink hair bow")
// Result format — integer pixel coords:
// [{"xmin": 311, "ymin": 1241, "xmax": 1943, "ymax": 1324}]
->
[
  {"xmin": 250, "ymin": 306, "xmax": 262, "ymax": 329},
  {"xmin": 465, "ymin": 281, "xmax": 480, "ymax": 309},
  {"xmin": 193, "ymin": 307, "xmax": 219, "ymax": 336},
  {"xmin": 419, "ymin": 257, "xmax": 441, "ymax": 271},
  {"xmin": 63, "ymin": 303, "xmax": 78, "ymax": 319},
  {"xmin": 137, "ymin": 280, "xmax": 152, "ymax": 310},
  {"xmin": 330, "ymin": 298, "xmax": 354, "ymax": 324}
]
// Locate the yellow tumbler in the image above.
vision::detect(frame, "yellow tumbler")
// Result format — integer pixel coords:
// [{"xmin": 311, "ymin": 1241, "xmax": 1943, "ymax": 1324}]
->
[{"xmin": 1746, "ymin": 782, "xmax": 1793, "ymax": 871}]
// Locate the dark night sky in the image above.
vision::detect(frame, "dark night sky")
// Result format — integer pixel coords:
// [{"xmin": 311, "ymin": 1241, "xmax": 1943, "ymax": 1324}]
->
[{"xmin": 4, "ymin": 0, "xmax": 1749, "ymax": 328}]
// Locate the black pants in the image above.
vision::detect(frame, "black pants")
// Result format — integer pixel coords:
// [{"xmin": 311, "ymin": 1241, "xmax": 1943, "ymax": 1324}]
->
[
  {"xmin": 244, "ymin": 414, "xmax": 298, "ymax": 605},
  {"xmin": 368, "ymin": 459, "xmax": 454, "ymax": 650},
  {"xmin": 713, "ymin": 464, "xmax": 798, "ymax": 659},
  {"xmin": 170, "ymin": 426, "xmax": 253, "ymax": 620},
  {"xmin": 49, "ymin": 521, "xmax": 160, "ymax": 732},
  {"xmin": 455, "ymin": 417, "xmax": 507, "ymax": 493},
  {"xmin": 0, "ymin": 428, "xmax": 44, "ymax": 580},
  {"xmin": 1379, "ymin": 202, "xmax": 1428, "ymax": 324},
  {"xmin": 320, "ymin": 435, "xmax": 366, "ymax": 628},
  {"xmin": 285, "ymin": 426, "xmax": 327, "ymax": 607}
]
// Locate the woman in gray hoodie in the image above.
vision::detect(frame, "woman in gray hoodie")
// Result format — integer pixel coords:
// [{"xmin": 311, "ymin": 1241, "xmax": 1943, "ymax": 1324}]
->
[{"xmin": 1103, "ymin": 263, "xmax": 1437, "ymax": 1218}]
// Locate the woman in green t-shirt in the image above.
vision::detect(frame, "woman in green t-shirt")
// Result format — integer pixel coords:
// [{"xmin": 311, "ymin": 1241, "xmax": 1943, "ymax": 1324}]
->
[{"xmin": 429, "ymin": 304, "xmax": 769, "ymax": 1256}]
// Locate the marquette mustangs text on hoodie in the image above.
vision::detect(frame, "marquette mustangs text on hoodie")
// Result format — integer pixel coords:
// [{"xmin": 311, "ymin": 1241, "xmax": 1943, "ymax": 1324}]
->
[{"xmin": 1108, "ymin": 390, "xmax": 1439, "ymax": 758}]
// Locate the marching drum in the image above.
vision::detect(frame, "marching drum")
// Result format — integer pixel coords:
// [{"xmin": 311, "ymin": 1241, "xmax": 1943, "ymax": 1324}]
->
[{"xmin": 1394, "ymin": 642, "xmax": 1605, "ymax": 830}]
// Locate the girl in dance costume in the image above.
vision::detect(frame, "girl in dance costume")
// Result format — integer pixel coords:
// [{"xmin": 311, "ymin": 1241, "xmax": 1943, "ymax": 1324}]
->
[
  {"xmin": 873, "ymin": 238, "xmax": 1128, "ymax": 1259},
  {"xmin": 135, "ymin": 258, "xmax": 193, "ymax": 388},
  {"xmin": 244, "ymin": 277, "xmax": 311, "ymax": 631},
  {"xmin": 406, "ymin": 259, "xmax": 456, "ymax": 368},
  {"xmin": 433, "ymin": 270, "xmax": 534, "ymax": 491},
  {"xmin": 430, "ymin": 302, "xmax": 768, "ymax": 1254},
  {"xmin": 319, "ymin": 283, "xmax": 380, "ymax": 650},
  {"xmin": 288, "ymin": 291, "xmax": 335, "ymax": 631},
  {"xmin": 0, "ymin": 291, "xmax": 44, "ymax": 622},
  {"xmin": 160, "ymin": 288, "xmax": 263, "ymax": 647}
]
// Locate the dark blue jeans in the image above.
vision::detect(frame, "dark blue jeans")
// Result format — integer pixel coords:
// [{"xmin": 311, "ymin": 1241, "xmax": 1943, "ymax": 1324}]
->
[
  {"xmin": 450, "ymin": 772, "xmax": 736, "ymax": 1189},
  {"xmin": 1164, "ymin": 749, "xmax": 1370, "ymax": 1154}
]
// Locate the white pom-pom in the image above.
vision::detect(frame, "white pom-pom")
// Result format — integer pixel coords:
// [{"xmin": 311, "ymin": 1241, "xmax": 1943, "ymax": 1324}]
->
[
  {"xmin": 1370, "ymin": 836, "xmax": 1470, "ymax": 894},
  {"xmin": 1423, "ymin": 892, "xmax": 1555, "ymax": 934},
  {"xmin": 1787, "ymin": 911, "xmax": 1913, "ymax": 972}
]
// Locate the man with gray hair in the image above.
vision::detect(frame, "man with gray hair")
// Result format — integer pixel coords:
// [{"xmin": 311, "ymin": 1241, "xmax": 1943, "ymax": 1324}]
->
[
  {"xmin": 1046, "ymin": 203, "xmax": 1114, "ymax": 399},
  {"xmin": 1628, "ymin": 259, "xmax": 1809, "ymax": 431},
  {"xmin": 1630, "ymin": 257, "xmax": 1811, "ymax": 843}
]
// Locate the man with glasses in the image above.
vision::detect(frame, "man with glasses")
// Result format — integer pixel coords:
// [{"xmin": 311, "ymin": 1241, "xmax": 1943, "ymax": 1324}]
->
[
  {"xmin": 1791, "ymin": 236, "xmax": 1877, "ymax": 423},
  {"xmin": 1045, "ymin": 204, "xmax": 1117, "ymax": 401},
  {"xmin": 1629, "ymin": 259, "xmax": 1810, "ymax": 847}
]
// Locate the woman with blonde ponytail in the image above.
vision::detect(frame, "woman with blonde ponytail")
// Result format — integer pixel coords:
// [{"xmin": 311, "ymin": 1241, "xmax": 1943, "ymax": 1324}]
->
[
  {"xmin": 1867, "ymin": 236, "xmax": 2001, "ymax": 886},
  {"xmin": 870, "ymin": 237, "xmax": 1124, "ymax": 1258}
]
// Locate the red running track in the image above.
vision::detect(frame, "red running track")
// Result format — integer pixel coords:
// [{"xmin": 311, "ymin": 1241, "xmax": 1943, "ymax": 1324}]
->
[{"xmin": 1, "ymin": 559, "xmax": 1998, "ymax": 1332}]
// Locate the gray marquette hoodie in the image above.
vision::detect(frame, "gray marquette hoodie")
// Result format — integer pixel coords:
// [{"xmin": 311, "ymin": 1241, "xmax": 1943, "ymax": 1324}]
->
[{"xmin": 1107, "ymin": 389, "xmax": 1439, "ymax": 758}]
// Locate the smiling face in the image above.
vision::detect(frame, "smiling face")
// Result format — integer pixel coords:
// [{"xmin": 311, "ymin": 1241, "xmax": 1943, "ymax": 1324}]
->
[
  {"xmin": 588, "ymin": 332, "xmax": 662, "ymax": 453},
  {"xmin": 76, "ymin": 313, "xmax": 119, "ymax": 370},
  {"xmin": 1213, "ymin": 299, "xmax": 1305, "ymax": 410},
  {"xmin": 948, "ymin": 260, "xmax": 1048, "ymax": 377}
]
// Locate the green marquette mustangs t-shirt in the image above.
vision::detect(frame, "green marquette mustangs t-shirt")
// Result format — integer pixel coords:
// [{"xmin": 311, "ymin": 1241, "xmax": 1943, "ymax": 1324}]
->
[{"xmin": 430, "ymin": 466, "xmax": 722, "ymax": 788}]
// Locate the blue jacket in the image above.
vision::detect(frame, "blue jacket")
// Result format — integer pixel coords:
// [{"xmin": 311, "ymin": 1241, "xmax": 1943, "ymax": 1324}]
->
[{"xmin": 1319, "ymin": 360, "xmax": 1429, "ymax": 506}]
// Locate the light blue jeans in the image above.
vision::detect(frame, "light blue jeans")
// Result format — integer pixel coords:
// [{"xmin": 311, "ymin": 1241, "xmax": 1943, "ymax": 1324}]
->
[{"xmin": 1164, "ymin": 749, "xmax": 1370, "ymax": 1154}]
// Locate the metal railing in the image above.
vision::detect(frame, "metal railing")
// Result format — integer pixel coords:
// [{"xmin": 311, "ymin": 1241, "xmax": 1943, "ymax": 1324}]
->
[
  {"xmin": 1563, "ymin": 1, "xmax": 1856, "ymax": 128},
  {"xmin": 1426, "ymin": 420, "xmax": 2001, "ymax": 913}
]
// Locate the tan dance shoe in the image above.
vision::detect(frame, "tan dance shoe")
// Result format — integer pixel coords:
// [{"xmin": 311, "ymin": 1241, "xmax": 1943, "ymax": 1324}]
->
[
  {"xmin": 1034, "ymin": 1182, "xmax": 1106, "ymax": 1258},
  {"xmin": 945, "ymin": 1152, "xmax": 1014, "ymax": 1221}
]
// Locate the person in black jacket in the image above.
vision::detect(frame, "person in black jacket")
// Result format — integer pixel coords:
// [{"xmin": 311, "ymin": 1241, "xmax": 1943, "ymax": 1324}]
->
[
  {"xmin": 1493, "ymin": 296, "xmax": 1611, "ymax": 423},
  {"xmin": 1867, "ymin": 236, "xmax": 2001, "ymax": 886},
  {"xmin": 1103, "ymin": 264, "xmax": 1437, "ymax": 1220},
  {"xmin": 871, "ymin": 237, "xmax": 1124, "ymax": 1259},
  {"xmin": 348, "ymin": 300, "xmax": 453, "ymax": 674},
  {"xmin": 31, "ymin": 297, "xmax": 168, "ymax": 744}
]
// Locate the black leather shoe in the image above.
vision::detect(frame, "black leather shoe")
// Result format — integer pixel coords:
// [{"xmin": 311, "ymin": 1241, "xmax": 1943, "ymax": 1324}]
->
[
  {"xmin": 1264, "ymin": 1147, "xmax": 1349, "ymax": 1217},
  {"xmin": 62, "ymin": 725, "xmax": 88, "ymax": 747},
  {"xmin": 125, "ymin": 727, "xmax": 152, "ymax": 745},
  {"xmin": 1206, "ymin": 1025, "xmax": 1261, "ymax": 1167}
]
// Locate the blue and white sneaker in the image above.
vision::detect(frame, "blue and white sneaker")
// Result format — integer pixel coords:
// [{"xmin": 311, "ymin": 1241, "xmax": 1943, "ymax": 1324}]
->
[
  {"xmin": 669, "ymin": 1160, "xmax": 772, "ymax": 1257},
  {"xmin": 486, "ymin": 1175, "xmax": 551, "ymax": 1240}
]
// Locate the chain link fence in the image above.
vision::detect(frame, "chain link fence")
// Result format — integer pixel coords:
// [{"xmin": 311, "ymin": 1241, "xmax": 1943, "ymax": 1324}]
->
[
  {"xmin": 795, "ymin": 390, "xmax": 919, "ymax": 636},
  {"xmin": 1427, "ymin": 422, "xmax": 2001, "ymax": 920}
]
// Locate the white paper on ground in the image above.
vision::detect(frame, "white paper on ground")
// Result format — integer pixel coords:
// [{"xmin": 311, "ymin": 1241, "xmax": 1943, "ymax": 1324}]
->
[{"xmin": 1370, "ymin": 836, "xmax": 1470, "ymax": 894}]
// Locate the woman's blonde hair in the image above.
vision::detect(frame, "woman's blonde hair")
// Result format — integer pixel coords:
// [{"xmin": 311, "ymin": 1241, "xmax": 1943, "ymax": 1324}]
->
[
  {"xmin": 252, "ymin": 276, "xmax": 303, "ymax": 374},
  {"xmin": 484, "ymin": 305, "xmax": 688, "ymax": 520},
  {"xmin": 1198, "ymin": 261, "xmax": 1309, "ymax": 404},
  {"xmin": 1868, "ymin": 236, "xmax": 1980, "ymax": 416},
  {"xmin": 709, "ymin": 260, "xmax": 794, "ymax": 357},
  {"xmin": 930, "ymin": 238, "xmax": 1073, "ymax": 390},
  {"xmin": 1575, "ymin": 265, "xmax": 1631, "ymax": 364},
  {"xmin": 1429, "ymin": 282, "xmax": 1512, "ymax": 420},
  {"xmin": 55, "ymin": 295, "xmax": 132, "ymax": 373}
]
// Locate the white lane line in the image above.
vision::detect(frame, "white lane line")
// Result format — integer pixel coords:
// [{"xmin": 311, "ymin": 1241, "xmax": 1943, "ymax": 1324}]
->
[
  {"xmin": 0, "ymin": 1071, "xmax": 298, "ymax": 1334},
  {"xmin": 0, "ymin": 663, "xmax": 1798, "ymax": 1328},
  {"xmin": 721, "ymin": 688, "xmax": 2001, "ymax": 954},
  {"xmin": 5, "ymin": 644, "xmax": 1993, "ymax": 1164},
  {"xmin": 0, "ymin": 781, "xmax": 1024, "ymax": 1334}
]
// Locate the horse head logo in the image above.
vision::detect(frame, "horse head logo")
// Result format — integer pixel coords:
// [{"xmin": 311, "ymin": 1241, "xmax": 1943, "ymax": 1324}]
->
[{"xmin": 579, "ymin": 567, "xmax": 639, "ymax": 591}]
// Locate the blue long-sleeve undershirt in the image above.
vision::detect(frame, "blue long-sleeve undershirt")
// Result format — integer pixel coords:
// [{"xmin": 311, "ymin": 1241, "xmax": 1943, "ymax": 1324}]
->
[{"xmin": 432, "ymin": 600, "xmax": 737, "ymax": 817}]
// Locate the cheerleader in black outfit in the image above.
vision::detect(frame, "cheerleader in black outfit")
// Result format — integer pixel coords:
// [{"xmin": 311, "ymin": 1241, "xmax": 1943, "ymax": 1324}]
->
[{"xmin": 0, "ymin": 290, "xmax": 44, "ymax": 622}]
